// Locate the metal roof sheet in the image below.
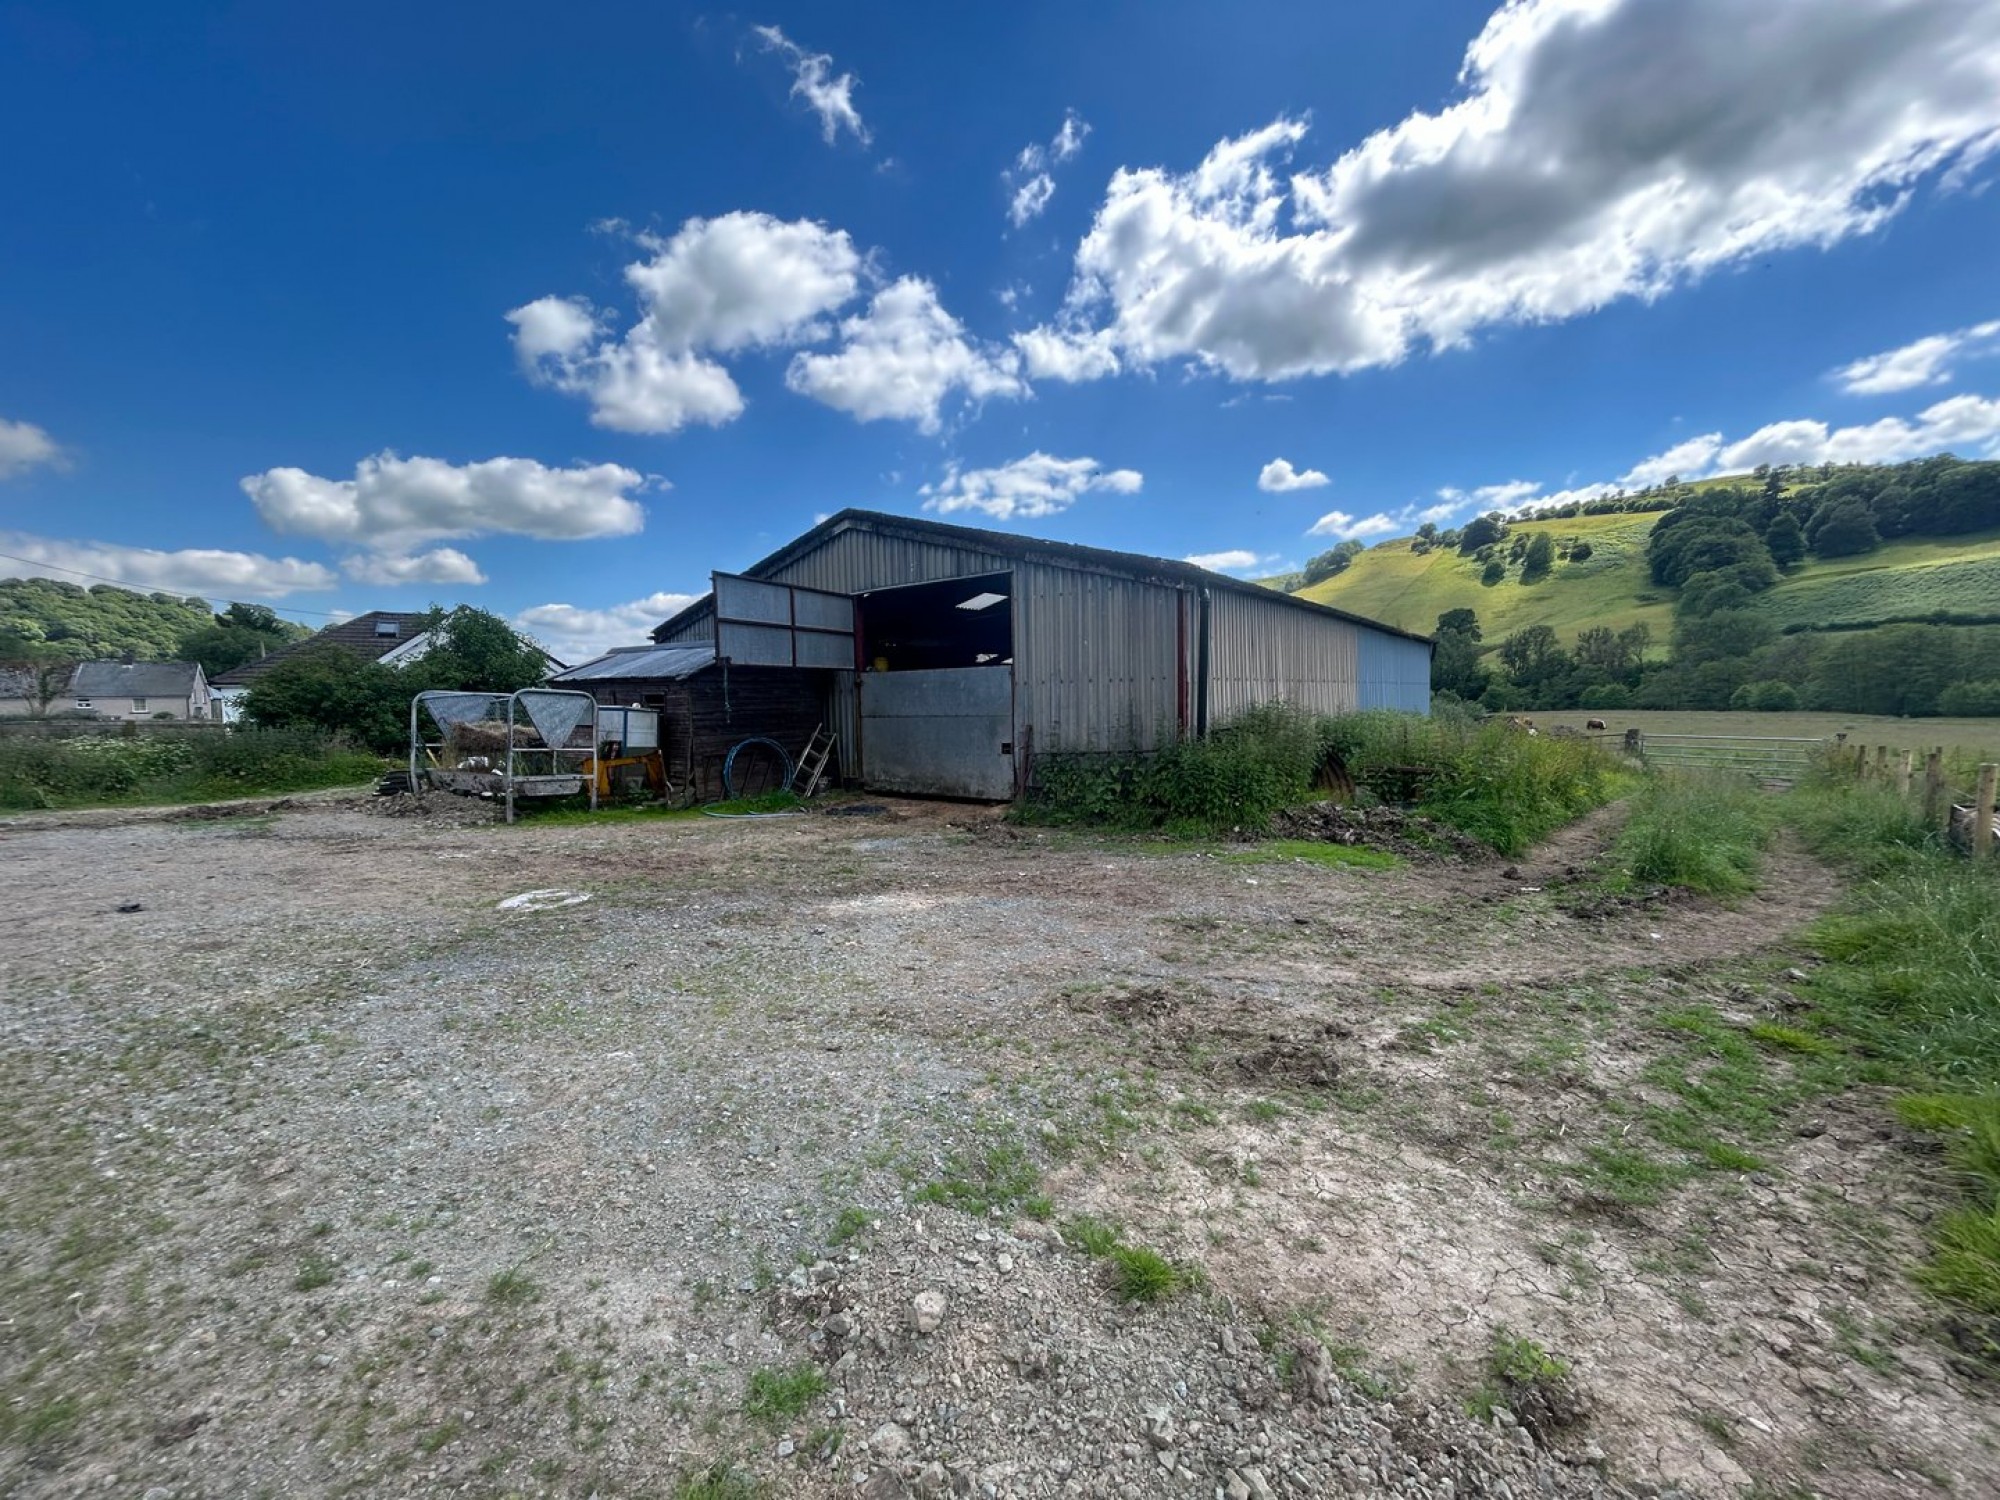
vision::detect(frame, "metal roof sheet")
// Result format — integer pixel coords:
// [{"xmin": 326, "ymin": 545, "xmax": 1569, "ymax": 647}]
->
[{"xmin": 549, "ymin": 644, "xmax": 716, "ymax": 683}]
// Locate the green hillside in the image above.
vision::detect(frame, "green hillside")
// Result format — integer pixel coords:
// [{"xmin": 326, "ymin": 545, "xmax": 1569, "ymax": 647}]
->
[
  {"xmin": 1296, "ymin": 513, "xmax": 2000, "ymax": 646},
  {"xmin": 1297, "ymin": 511, "xmax": 1674, "ymax": 643}
]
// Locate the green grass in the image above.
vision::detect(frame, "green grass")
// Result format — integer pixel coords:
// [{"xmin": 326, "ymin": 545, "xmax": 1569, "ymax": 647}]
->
[
  {"xmin": 1299, "ymin": 510, "xmax": 1675, "ymax": 646},
  {"xmin": 293, "ymin": 1254, "xmax": 336, "ymax": 1292},
  {"xmin": 1219, "ymin": 840, "xmax": 1401, "ymax": 870},
  {"xmin": 1061, "ymin": 1216, "xmax": 1197, "ymax": 1303},
  {"xmin": 826, "ymin": 1206, "xmax": 873, "ymax": 1247},
  {"xmin": 674, "ymin": 1461, "xmax": 761, "ymax": 1499},
  {"xmin": 912, "ymin": 1138, "xmax": 1047, "ymax": 1219},
  {"xmin": 742, "ymin": 1363, "xmax": 827, "ymax": 1426},
  {"xmin": 0, "ymin": 727, "xmax": 385, "ymax": 812},
  {"xmin": 485, "ymin": 1267, "xmax": 542, "ymax": 1307},
  {"xmin": 1609, "ymin": 773, "xmax": 1773, "ymax": 895},
  {"xmin": 1746, "ymin": 530, "xmax": 2000, "ymax": 630}
]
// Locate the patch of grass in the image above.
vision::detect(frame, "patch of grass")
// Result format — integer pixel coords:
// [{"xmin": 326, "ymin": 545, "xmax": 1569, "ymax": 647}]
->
[
  {"xmin": 17, "ymin": 1394, "xmax": 82, "ymax": 1447},
  {"xmin": 485, "ymin": 1267, "xmax": 542, "ymax": 1307},
  {"xmin": 674, "ymin": 1461, "xmax": 761, "ymax": 1499},
  {"xmin": 1062, "ymin": 1216, "xmax": 1196, "ymax": 1303},
  {"xmin": 742, "ymin": 1363, "xmax": 828, "ymax": 1426},
  {"xmin": 1220, "ymin": 840, "xmax": 1401, "ymax": 871},
  {"xmin": 1609, "ymin": 773, "xmax": 1772, "ymax": 896},
  {"xmin": 1747, "ymin": 1021, "xmax": 1837, "ymax": 1056},
  {"xmin": 1490, "ymin": 1328, "xmax": 1569, "ymax": 1388},
  {"xmin": 294, "ymin": 1254, "xmax": 336, "ymax": 1292},
  {"xmin": 1571, "ymin": 1144, "xmax": 1688, "ymax": 1207},
  {"xmin": 827, "ymin": 1206, "xmax": 873, "ymax": 1247},
  {"xmin": 705, "ymin": 789, "xmax": 803, "ymax": 816},
  {"xmin": 913, "ymin": 1138, "xmax": 1044, "ymax": 1219}
]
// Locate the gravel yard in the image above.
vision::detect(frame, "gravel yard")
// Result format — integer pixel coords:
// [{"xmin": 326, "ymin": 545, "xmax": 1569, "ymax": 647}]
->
[{"xmin": 1, "ymin": 793, "xmax": 1994, "ymax": 1499}]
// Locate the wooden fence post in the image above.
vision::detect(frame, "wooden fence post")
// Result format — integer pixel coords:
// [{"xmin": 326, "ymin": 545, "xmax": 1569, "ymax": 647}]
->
[
  {"xmin": 1874, "ymin": 745, "xmax": 1888, "ymax": 782},
  {"xmin": 1896, "ymin": 750, "xmax": 1913, "ymax": 798},
  {"xmin": 1978, "ymin": 764, "xmax": 1999, "ymax": 861},
  {"xmin": 1923, "ymin": 749, "xmax": 1944, "ymax": 828}
]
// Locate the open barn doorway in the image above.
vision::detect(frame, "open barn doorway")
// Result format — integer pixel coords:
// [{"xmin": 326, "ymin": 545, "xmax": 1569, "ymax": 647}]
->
[{"xmin": 856, "ymin": 572, "xmax": 1016, "ymax": 799}]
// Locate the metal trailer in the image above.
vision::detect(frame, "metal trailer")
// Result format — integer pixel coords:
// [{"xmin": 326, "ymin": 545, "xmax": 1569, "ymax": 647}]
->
[{"xmin": 408, "ymin": 688, "xmax": 601, "ymax": 822}]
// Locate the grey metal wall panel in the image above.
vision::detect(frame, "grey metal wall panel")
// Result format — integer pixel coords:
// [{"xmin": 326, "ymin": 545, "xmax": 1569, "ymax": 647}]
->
[
  {"xmin": 860, "ymin": 667, "xmax": 1014, "ymax": 799},
  {"xmin": 717, "ymin": 621, "xmax": 796, "ymax": 666},
  {"xmin": 1357, "ymin": 630, "xmax": 1433, "ymax": 712},
  {"xmin": 1013, "ymin": 563, "xmax": 1183, "ymax": 753},
  {"xmin": 1206, "ymin": 588, "xmax": 1363, "ymax": 720},
  {"xmin": 715, "ymin": 575, "xmax": 793, "ymax": 625},
  {"xmin": 793, "ymin": 591, "xmax": 855, "ymax": 633}
]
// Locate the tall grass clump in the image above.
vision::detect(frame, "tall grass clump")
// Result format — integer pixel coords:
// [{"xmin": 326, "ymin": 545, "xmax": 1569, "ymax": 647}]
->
[
  {"xmin": 1025, "ymin": 703, "xmax": 1330, "ymax": 834},
  {"xmin": 0, "ymin": 727, "xmax": 382, "ymax": 810},
  {"xmin": 1024, "ymin": 705, "xmax": 1621, "ymax": 851},
  {"xmin": 1786, "ymin": 775, "xmax": 1939, "ymax": 877},
  {"xmin": 1610, "ymin": 774, "xmax": 1773, "ymax": 895},
  {"xmin": 1320, "ymin": 711, "xmax": 1623, "ymax": 855}
]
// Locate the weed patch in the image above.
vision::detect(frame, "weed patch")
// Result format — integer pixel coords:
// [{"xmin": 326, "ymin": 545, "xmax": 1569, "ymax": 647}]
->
[
  {"xmin": 1610, "ymin": 774, "xmax": 1772, "ymax": 895},
  {"xmin": 742, "ymin": 1363, "xmax": 827, "ymax": 1426},
  {"xmin": 913, "ymin": 1138, "xmax": 1046, "ymax": 1219},
  {"xmin": 1062, "ymin": 1216, "xmax": 1198, "ymax": 1304},
  {"xmin": 486, "ymin": 1267, "xmax": 542, "ymax": 1307}
]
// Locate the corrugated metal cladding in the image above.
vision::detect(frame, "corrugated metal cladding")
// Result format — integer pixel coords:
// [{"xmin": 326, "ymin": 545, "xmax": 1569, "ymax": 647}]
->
[
  {"xmin": 1356, "ymin": 630, "xmax": 1434, "ymax": 713},
  {"xmin": 656, "ymin": 517, "xmax": 1430, "ymax": 776},
  {"xmin": 1207, "ymin": 588, "xmax": 1361, "ymax": 719}
]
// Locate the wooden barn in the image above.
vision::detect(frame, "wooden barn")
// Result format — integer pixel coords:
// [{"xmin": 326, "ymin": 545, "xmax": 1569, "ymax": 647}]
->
[
  {"xmin": 553, "ymin": 509, "xmax": 1431, "ymax": 802},
  {"xmin": 547, "ymin": 643, "xmax": 825, "ymax": 803}
]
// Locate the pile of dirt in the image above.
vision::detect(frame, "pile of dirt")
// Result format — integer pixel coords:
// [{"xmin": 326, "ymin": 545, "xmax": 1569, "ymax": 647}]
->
[
  {"xmin": 360, "ymin": 789, "xmax": 502, "ymax": 824},
  {"xmin": 1264, "ymin": 800, "xmax": 1493, "ymax": 862}
]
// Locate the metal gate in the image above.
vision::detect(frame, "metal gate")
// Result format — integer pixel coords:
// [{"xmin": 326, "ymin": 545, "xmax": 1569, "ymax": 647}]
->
[
  {"xmin": 1637, "ymin": 733, "xmax": 1826, "ymax": 779},
  {"xmin": 859, "ymin": 668, "xmax": 1015, "ymax": 799}
]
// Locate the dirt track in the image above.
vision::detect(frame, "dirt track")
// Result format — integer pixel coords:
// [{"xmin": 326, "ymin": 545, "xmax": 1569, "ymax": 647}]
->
[{"xmin": 1, "ymin": 795, "xmax": 1992, "ymax": 1498}]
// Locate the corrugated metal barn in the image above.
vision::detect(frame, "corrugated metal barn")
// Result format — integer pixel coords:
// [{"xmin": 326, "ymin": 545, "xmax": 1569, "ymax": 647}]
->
[{"xmin": 607, "ymin": 509, "xmax": 1430, "ymax": 801}]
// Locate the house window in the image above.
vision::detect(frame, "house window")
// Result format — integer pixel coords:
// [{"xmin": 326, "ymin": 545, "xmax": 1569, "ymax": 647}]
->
[
  {"xmin": 374, "ymin": 620, "xmax": 401, "ymax": 637},
  {"xmin": 75, "ymin": 697, "xmax": 92, "ymax": 710},
  {"xmin": 130, "ymin": 696, "xmax": 148, "ymax": 713}
]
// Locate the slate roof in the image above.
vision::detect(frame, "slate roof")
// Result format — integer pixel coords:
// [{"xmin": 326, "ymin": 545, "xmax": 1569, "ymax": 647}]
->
[
  {"xmin": 549, "ymin": 644, "xmax": 716, "ymax": 683},
  {"xmin": 70, "ymin": 661, "xmax": 205, "ymax": 698},
  {"xmin": 210, "ymin": 611, "xmax": 428, "ymax": 686}
]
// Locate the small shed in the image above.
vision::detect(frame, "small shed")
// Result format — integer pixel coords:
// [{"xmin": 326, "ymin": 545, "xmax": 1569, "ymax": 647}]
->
[{"xmin": 548, "ymin": 643, "xmax": 826, "ymax": 802}]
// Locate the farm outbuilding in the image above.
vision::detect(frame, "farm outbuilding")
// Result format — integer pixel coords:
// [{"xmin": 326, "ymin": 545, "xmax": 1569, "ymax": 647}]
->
[{"xmin": 558, "ymin": 509, "xmax": 1431, "ymax": 802}]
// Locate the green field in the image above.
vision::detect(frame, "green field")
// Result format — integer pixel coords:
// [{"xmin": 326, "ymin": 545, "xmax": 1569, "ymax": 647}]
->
[
  {"xmin": 1527, "ymin": 708, "xmax": 2000, "ymax": 759},
  {"xmin": 1296, "ymin": 510, "xmax": 2000, "ymax": 647}
]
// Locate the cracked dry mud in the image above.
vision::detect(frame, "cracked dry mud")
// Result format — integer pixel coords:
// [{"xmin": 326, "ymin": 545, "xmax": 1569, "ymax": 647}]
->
[{"xmin": 1, "ymin": 793, "xmax": 1994, "ymax": 1498}]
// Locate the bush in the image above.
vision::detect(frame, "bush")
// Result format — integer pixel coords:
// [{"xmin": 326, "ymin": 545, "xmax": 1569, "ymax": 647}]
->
[
  {"xmin": 1938, "ymin": 680, "xmax": 2000, "ymax": 717},
  {"xmin": 1730, "ymin": 680, "xmax": 1800, "ymax": 711},
  {"xmin": 0, "ymin": 727, "xmax": 381, "ymax": 809},
  {"xmin": 1578, "ymin": 684, "xmax": 1630, "ymax": 710}
]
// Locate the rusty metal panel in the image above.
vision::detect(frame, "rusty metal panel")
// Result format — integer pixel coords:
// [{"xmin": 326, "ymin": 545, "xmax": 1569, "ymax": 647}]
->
[
  {"xmin": 1206, "ymin": 587, "xmax": 1363, "ymax": 720},
  {"xmin": 860, "ymin": 667, "xmax": 1014, "ymax": 799}
]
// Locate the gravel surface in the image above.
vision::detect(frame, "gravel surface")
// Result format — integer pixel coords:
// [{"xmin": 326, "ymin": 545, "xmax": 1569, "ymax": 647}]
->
[{"xmin": 1, "ymin": 794, "xmax": 1992, "ymax": 1498}]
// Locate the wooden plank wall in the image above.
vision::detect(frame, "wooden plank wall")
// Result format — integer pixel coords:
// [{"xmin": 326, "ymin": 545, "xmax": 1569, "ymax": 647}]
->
[{"xmin": 580, "ymin": 668, "xmax": 829, "ymax": 803}]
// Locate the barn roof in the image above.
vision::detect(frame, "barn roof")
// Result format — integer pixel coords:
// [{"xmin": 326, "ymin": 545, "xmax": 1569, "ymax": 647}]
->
[
  {"xmin": 211, "ymin": 611, "xmax": 429, "ymax": 686},
  {"xmin": 650, "ymin": 509, "xmax": 1432, "ymax": 647},
  {"xmin": 549, "ymin": 643, "xmax": 717, "ymax": 683}
]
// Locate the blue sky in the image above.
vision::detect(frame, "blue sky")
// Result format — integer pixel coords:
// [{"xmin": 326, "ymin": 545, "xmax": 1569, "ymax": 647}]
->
[{"xmin": 2, "ymin": 0, "xmax": 1998, "ymax": 659}]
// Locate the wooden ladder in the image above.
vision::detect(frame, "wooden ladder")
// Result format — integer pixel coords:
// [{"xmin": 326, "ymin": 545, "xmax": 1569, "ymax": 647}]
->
[{"xmin": 796, "ymin": 724, "xmax": 838, "ymax": 798}]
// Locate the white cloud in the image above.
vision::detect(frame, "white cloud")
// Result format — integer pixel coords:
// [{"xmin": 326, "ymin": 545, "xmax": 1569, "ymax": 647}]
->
[
  {"xmin": 0, "ymin": 416, "xmax": 64, "ymax": 480},
  {"xmin": 1032, "ymin": 0, "xmax": 2000, "ymax": 383},
  {"xmin": 1004, "ymin": 110, "xmax": 1091, "ymax": 225},
  {"xmin": 1834, "ymin": 319, "xmax": 2000, "ymax": 395},
  {"xmin": 342, "ymin": 548, "xmax": 488, "ymax": 587},
  {"xmin": 1721, "ymin": 392, "xmax": 2000, "ymax": 470},
  {"xmin": 752, "ymin": 25, "xmax": 869, "ymax": 146},
  {"xmin": 1184, "ymin": 549, "xmax": 1271, "ymax": 573},
  {"xmin": 1619, "ymin": 435, "xmax": 1724, "ymax": 488},
  {"xmin": 1306, "ymin": 510, "xmax": 1399, "ymax": 541},
  {"xmin": 1437, "ymin": 479, "xmax": 1542, "ymax": 510},
  {"xmin": 1012, "ymin": 325, "xmax": 1121, "ymax": 382},
  {"xmin": 0, "ymin": 530, "xmax": 336, "ymax": 597},
  {"xmin": 510, "ymin": 212, "xmax": 862, "ymax": 434},
  {"xmin": 785, "ymin": 277, "xmax": 1026, "ymax": 433},
  {"xmin": 920, "ymin": 453, "xmax": 1142, "ymax": 521},
  {"xmin": 243, "ymin": 453, "xmax": 647, "ymax": 551},
  {"xmin": 513, "ymin": 591, "xmax": 701, "ymax": 663},
  {"xmin": 1455, "ymin": 388, "xmax": 2000, "ymax": 519},
  {"xmin": 1008, "ymin": 174, "xmax": 1056, "ymax": 228},
  {"xmin": 1051, "ymin": 109, "xmax": 1089, "ymax": 163},
  {"xmin": 1417, "ymin": 501, "xmax": 1466, "ymax": 524},
  {"xmin": 1258, "ymin": 458, "xmax": 1330, "ymax": 493}
]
